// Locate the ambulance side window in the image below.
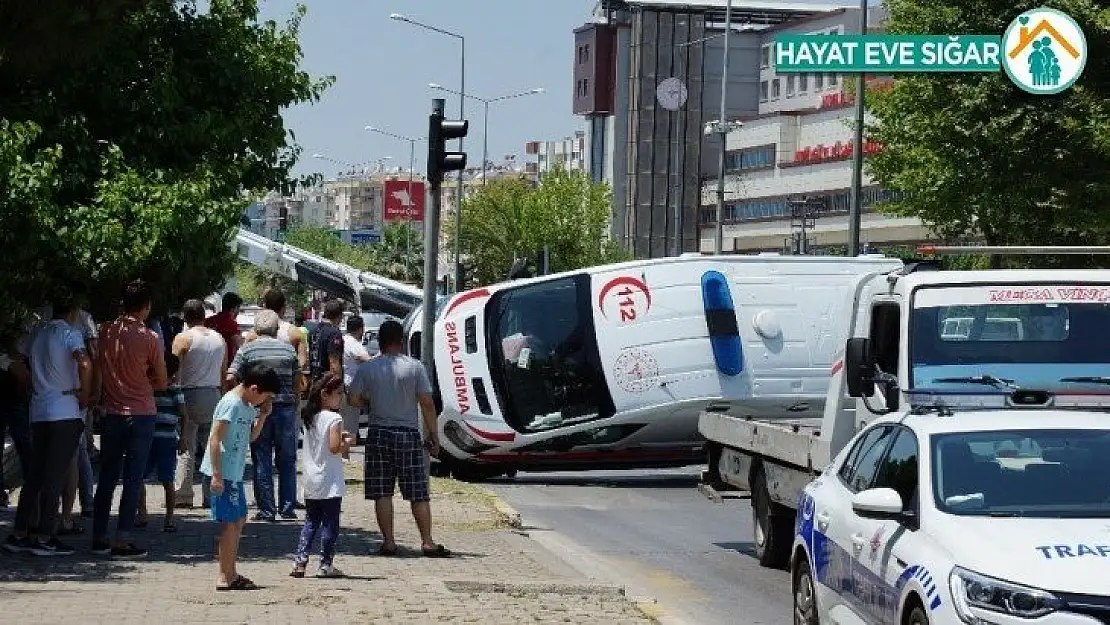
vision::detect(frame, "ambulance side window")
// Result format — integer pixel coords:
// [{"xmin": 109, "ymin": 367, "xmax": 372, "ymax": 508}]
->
[{"xmin": 870, "ymin": 303, "xmax": 900, "ymax": 409}]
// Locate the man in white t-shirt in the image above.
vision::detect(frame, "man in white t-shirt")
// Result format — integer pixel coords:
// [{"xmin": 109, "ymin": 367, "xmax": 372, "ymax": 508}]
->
[
  {"xmin": 4, "ymin": 298, "xmax": 92, "ymax": 557},
  {"xmin": 340, "ymin": 316, "xmax": 370, "ymax": 458}
]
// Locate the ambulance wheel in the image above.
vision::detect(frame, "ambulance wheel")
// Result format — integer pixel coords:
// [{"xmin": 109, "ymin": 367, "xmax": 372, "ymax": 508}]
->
[
  {"xmin": 792, "ymin": 558, "xmax": 819, "ymax": 625},
  {"xmin": 751, "ymin": 465, "xmax": 791, "ymax": 569},
  {"xmin": 906, "ymin": 606, "xmax": 929, "ymax": 625}
]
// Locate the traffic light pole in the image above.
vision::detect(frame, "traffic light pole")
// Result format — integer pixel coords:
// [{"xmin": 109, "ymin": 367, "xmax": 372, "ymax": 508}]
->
[{"xmin": 421, "ymin": 99, "xmax": 447, "ymax": 373}]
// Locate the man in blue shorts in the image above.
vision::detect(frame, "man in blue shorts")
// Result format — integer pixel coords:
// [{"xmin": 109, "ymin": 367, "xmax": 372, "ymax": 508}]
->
[{"xmin": 200, "ymin": 364, "xmax": 279, "ymax": 591}]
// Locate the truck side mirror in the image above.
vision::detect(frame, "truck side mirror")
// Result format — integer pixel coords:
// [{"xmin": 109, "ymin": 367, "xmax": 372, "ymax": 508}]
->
[{"xmin": 844, "ymin": 337, "xmax": 876, "ymax": 398}]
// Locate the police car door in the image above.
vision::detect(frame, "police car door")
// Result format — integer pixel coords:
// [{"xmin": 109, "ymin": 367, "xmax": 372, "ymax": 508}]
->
[
  {"xmin": 828, "ymin": 424, "xmax": 898, "ymax": 623},
  {"xmin": 844, "ymin": 425, "xmax": 922, "ymax": 624}
]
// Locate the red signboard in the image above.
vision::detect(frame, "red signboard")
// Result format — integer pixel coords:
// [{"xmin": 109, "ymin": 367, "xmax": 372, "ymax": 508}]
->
[
  {"xmin": 383, "ymin": 180, "xmax": 425, "ymax": 221},
  {"xmin": 792, "ymin": 140, "xmax": 884, "ymax": 165}
]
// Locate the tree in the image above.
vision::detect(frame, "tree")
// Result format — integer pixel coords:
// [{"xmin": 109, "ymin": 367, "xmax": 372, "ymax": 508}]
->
[
  {"xmin": 368, "ymin": 222, "xmax": 424, "ymax": 284},
  {"xmin": 0, "ymin": 0, "xmax": 331, "ymax": 327},
  {"xmin": 449, "ymin": 167, "xmax": 630, "ymax": 287},
  {"xmin": 865, "ymin": 0, "xmax": 1110, "ymax": 267}
]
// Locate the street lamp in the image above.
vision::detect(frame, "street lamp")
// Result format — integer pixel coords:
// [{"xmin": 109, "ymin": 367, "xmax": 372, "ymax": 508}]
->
[
  {"xmin": 366, "ymin": 125, "xmax": 425, "ymax": 282},
  {"xmin": 390, "ymin": 11, "xmax": 467, "ymax": 293},
  {"xmin": 429, "ymin": 83, "xmax": 545, "ymax": 187}
]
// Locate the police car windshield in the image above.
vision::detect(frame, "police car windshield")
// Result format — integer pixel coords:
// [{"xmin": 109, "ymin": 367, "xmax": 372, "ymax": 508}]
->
[
  {"xmin": 933, "ymin": 429, "xmax": 1110, "ymax": 518},
  {"xmin": 910, "ymin": 284, "xmax": 1110, "ymax": 391},
  {"xmin": 485, "ymin": 274, "xmax": 615, "ymax": 433}
]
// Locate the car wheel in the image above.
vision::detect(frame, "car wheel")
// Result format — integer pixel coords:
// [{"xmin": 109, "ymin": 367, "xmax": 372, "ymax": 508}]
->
[
  {"xmin": 907, "ymin": 605, "xmax": 929, "ymax": 625},
  {"xmin": 793, "ymin": 557, "xmax": 819, "ymax": 625},
  {"xmin": 751, "ymin": 465, "xmax": 792, "ymax": 568}
]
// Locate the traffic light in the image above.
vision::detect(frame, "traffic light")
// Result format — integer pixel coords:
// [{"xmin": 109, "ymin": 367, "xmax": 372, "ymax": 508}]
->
[{"xmin": 427, "ymin": 98, "xmax": 468, "ymax": 187}]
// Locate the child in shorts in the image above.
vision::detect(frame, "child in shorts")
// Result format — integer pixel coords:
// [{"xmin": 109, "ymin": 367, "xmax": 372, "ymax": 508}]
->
[
  {"xmin": 138, "ymin": 353, "xmax": 184, "ymax": 532},
  {"xmin": 200, "ymin": 364, "xmax": 280, "ymax": 591}
]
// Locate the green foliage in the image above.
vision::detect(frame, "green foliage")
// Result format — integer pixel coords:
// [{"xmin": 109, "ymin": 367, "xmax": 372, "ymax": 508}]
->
[
  {"xmin": 865, "ymin": 0, "xmax": 1110, "ymax": 268},
  {"xmin": 0, "ymin": 0, "xmax": 331, "ymax": 329},
  {"xmin": 284, "ymin": 227, "xmax": 375, "ymax": 271},
  {"xmin": 448, "ymin": 167, "xmax": 630, "ymax": 287},
  {"xmin": 368, "ymin": 222, "xmax": 424, "ymax": 284},
  {"xmin": 233, "ymin": 261, "xmax": 310, "ymax": 310}
]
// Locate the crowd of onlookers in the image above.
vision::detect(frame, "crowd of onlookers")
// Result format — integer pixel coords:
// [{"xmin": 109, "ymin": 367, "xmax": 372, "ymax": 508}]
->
[{"xmin": 0, "ymin": 281, "xmax": 449, "ymax": 587}]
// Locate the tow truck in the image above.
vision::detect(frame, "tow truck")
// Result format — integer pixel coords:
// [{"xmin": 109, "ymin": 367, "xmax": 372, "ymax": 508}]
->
[{"xmin": 698, "ymin": 246, "xmax": 1110, "ymax": 624}]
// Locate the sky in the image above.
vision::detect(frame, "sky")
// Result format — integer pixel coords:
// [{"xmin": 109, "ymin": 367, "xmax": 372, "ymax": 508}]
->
[{"xmin": 260, "ymin": 0, "xmax": 597, "ymax": 179}]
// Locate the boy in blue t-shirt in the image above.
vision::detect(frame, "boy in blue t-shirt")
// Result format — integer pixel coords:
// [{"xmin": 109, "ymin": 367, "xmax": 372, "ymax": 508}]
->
[
  {"xmin": 138, "ymin": 353, "xmax": 185, "ymax": 532},
  {"xmin": 200, "ymin": 365, "xmax": 280, "ymax": 591}
]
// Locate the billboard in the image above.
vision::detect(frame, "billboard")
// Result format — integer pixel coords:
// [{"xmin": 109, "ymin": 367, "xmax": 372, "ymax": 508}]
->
[
  {"xmin": 383, "ymin": 179, "xmax": 425, "ymax": 221},
  {"xmin": 349, "ymin": 230, "xmax": 381, "ymax": 246}
]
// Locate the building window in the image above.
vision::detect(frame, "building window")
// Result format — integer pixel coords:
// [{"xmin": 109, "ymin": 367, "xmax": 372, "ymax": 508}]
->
[
  {"xmin": 760, "ymin": 80, "xmax": 769, "ymax": 102},
  {"xmin": 583, "ymin": 78, "xmax": 589, "ymax": 96},
  {"xmin": 787, "ymin": 75, "xmax": 796, "ymax": 97},
  {"xmin": 772, "ymin": 79, "xmax": 781, "ymax": 99},
  {"xmin": 583, "ymin": 44, "xmax": 590, "ymax": 63},
  {"xmin": 725, "ymin": 145, "xmax": 776, "ymax": 171},
  {"xmin": 799, "ymin": 73, "xmax": 808, "ymax": 92},
  {"xmin": 827, "ymin": 73, "xmax": 839, "ymax": 87},
  {"xmin": 815, "ymin": 73, "xmax": 825, "ymax": 90},
  {"xmin": 762, "ymin": 45, "xmax": 772, "ymax": 68}
]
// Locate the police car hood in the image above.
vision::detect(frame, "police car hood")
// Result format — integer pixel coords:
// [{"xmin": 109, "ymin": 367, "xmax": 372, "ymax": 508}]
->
[{"xmin": 932, "ymin": 514, "xmax": 1110, "ymax": 594}]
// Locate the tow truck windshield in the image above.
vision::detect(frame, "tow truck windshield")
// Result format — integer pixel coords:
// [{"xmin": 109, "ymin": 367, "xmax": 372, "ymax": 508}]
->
[
  {"xmin": 933, "ymin": 429, "xmax": 1110, "ymax": 518},
  {"xmin": 910, "ymin": 284, "xmax": 1110, "ymax": 391},
  {"xmin": 485, "ymin": 274, "xmax": 615, "ymax": 433}
]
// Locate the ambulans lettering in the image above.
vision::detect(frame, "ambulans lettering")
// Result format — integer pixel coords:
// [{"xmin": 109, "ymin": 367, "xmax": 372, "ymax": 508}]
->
[
  {"xmin": 444, "ymin": 321, "xmax": 470, "ymax": 413},
  {"xmin": 1035, "ymin": 544, "xmax": 1110, "ymax": 559}
]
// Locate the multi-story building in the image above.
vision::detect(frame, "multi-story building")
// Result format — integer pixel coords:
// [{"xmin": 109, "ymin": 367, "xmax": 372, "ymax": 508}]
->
[
  {"xmin": 696, "ymin": 7, "xmax": 931, "ymax": 253},
  {"xmin": 573, "ymin": 0, "xmax": 845, "ymax": 258},
  {"xmin": 524, "ymin": 132, "xmax": 587, "ymax": 177}
]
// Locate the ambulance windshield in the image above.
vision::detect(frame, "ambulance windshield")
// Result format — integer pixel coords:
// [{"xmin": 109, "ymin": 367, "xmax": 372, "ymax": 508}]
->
[
  {"xmin": 910, "ymin": 284, "xmax": 1110, "ymax": 391},
  {"xmin": 485, "ymin": 274, "xmax": 615, "ymax": 433}
]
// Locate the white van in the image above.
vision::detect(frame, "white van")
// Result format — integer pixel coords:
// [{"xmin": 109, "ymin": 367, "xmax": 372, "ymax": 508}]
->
[{"xmin": 429, "ymin": 254, "xmax": 903, "ymax": 474}]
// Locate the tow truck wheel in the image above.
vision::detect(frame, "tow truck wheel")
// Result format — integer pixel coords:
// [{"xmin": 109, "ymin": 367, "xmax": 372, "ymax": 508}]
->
[
  {"xmin": 792, "ymin": 558, "xmax": 819, "ymax": 625},
  {"xmin": 906, "ymin": 606, "xmax": 929, "ymax": 625},
  {"xmin": 751, "ymin": 465, "xmax": 792, "ymax": 569}
]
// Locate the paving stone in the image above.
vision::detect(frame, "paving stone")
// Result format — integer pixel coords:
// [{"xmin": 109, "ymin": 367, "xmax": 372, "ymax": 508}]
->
[{"xmin": 0, "ymin": 457, "xmax": 652, "ymax": 624}]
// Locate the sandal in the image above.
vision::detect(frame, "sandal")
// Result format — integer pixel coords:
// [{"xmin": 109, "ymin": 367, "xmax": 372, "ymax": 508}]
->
[
  {"xmin": 290, "ymin": 564, "xmax": 306, "ymax": 578},
  {"xmin": 377, "ymin": 544, "xmax": 398, "ymax": 557},
  {"xmin": 421, "ymin": 544, "xmax": 452, "ymax": 558},
  {"xmin": 216, "ymin": 575, "xmax": 258, "ymax": 591}
]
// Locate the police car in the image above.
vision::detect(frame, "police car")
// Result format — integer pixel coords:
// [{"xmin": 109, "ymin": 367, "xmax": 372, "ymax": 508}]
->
[{"xmin": 792, "ymin": 405, "xmax": 1110, "ymax": 624}]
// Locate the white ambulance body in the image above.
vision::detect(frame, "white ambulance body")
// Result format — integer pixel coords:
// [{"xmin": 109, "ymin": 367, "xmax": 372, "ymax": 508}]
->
[{"xmin": 428, "ymin": 254, "xmax": 903, "ymax": 472}]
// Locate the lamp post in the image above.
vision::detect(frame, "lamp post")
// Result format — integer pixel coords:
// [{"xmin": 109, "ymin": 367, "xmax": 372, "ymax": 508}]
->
[
  {"xmin": 714, "ymin": 0, "xmax": 733, "ymax": 255},
  {"xmin": 366, "ymin": 125, "xmax": 424, "ymax": 282},
  {"xmin": 429, "ymin": 84, "xmax": 545, "ymax": 187},
  {"xmin": 390, "ymin": 11, "xmax": 467, "ymax": 293}
]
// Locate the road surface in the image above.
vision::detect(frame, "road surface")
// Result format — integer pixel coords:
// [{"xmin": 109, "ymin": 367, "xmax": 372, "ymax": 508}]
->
[{"xmin": 486, "ymin": 468, "xmax": 792, "ymax": 625}]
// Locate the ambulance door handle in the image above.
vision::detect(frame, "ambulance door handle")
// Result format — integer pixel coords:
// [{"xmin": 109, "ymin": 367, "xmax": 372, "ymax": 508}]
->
[
  {"xmin": 851, "ymin": 533, "xmax": 866, "ymax": 553},
  {"xmin": 816, "ymin": 512, "xmax": 830, "ymax": 531}
]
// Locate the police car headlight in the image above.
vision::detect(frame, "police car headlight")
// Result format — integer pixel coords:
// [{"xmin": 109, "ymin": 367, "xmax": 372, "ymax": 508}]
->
[{"xmin": 949, "ymin": 566, "xmax": 1062, "ymax": 622}]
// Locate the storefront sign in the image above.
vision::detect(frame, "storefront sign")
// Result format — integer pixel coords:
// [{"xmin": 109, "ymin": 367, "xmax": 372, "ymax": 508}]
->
[{"xmin": 792, "ymin": 140, "xmax": 883, "ymax": 165}]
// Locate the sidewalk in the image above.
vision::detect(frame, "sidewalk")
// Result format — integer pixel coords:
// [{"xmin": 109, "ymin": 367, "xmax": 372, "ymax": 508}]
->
[{"xmin": 0, "ymin": 457, "xmax": 654, "ymax": 624}]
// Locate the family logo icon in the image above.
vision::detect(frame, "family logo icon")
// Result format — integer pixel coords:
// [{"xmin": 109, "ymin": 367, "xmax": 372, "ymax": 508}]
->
[{"xmin": 1002, "ymin": 7, "xmax": 1087, "ymax": 94}]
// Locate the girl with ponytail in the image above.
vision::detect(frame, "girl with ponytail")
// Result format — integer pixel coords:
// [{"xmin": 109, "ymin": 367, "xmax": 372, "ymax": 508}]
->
[{"xmin": 291, "ymin": 372, "xmax": 351, "ymax": 578}]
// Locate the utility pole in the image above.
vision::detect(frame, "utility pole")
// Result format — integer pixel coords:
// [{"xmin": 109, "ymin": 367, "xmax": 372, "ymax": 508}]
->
[
  {"xmin": 713, "ymin": 0, "xmax": 733, "ymax": 255},
  {"xmin": 847, "ymin": 0, "xmax": 868, "ymax": 256},
  {"xmin": 422, "ymin": 98, "xmax": 468, "ymax": 374}
]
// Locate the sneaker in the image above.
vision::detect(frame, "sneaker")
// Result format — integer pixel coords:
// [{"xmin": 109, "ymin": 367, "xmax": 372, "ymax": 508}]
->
[
  {"xmin": 278, "ymin": 509, "xmax": 297, "ymax": 521},
  {"xmin": 253, "ymin": 511, "xmax": 276, "ymax": 522},
  {"xmin": 315, "ymin": 564, "xmax": 344, "ymax": 578},
  {"xmin": 90, "ymin": 540, "xmax": 112, "ymax": 555},
  {"xmin": 31, "ymin": 538, "xmax": 76, "ymax": 557},
  {"xmin": 3, "ymin": 535, "xmax": 34, "ymax": 554},
  {"xmin": 109, "ymin": 543, "xmax": 148, "ymax": 558}
]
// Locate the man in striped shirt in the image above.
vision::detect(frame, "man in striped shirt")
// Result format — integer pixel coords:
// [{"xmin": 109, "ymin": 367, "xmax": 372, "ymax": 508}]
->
[{"xmin": 226, "ymin": 310, "xmax": 300, "ymax": 522}]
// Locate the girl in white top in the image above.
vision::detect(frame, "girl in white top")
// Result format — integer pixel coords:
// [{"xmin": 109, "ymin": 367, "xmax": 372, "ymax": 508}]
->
[{"xmin": 291, "ymin": 372, "xmax": 351, "ymax": 579}]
